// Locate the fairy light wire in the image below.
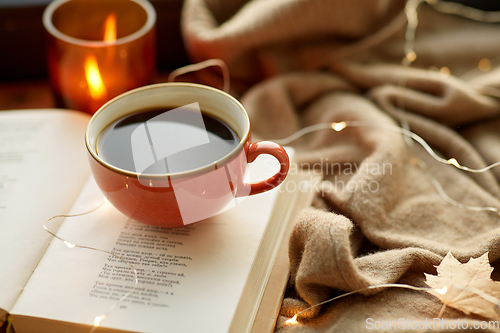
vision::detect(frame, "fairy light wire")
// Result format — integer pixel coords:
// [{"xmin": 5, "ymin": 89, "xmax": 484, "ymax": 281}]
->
[
  {"xmin": 402, "ymin": 0, "xmax": 422, "ymax": 66},
  {"xmin": 284, "ymin": 282, "xmax": 500, "ymax": 325},
  {"xmin": 167, "ymin": 59, "xmax": 230, "ymax": 93},
  {"xmin": 423, "ymin": 164, "xmax": 500, "ymax": 216},
  {"xmin": 412, "ymin": 157, "xmax": 500, "ymax": 215},
  {"xmin": 43, "ymin": 200, "xmax": 139, "ymax": 333},
  {"xmin": 275, "ymin": 120, "xmax": 500, "ymax": 174},
  {"xmin": 395, "ymin": 0, "xmax": 423, "ymax": 148},
  {"xmin": 42, "ymin": 200, "xmax": 106, "ymax": 244},
  {"xmin": 275, "ymin": 120, "xmax": 500, "ymax": 216},
  {"xmin": 273, "ymin": 123, "xmax": 333, "ymax": 146},
  {"xmin": 427, "ymin": 0, "xmax": 500, "ymax": 23},
  {"xmin": 285, "ymin": 283, "xmax": 436, "ymax": 324}
]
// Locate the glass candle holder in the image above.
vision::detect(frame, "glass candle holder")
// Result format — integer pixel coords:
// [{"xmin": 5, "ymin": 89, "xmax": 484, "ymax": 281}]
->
[{"xmin": 43, "ymin": 0, "xmax": 156, "ymax": 114}]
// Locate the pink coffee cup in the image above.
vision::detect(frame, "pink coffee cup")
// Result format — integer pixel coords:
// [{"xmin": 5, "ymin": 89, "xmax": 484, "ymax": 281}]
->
[{"xmin": 85, "ymin": 83, "xmax": 289, "ymax": 227}]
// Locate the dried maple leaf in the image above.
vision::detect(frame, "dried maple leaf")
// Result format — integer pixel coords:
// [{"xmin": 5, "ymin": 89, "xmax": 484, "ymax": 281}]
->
[{"xmin": 425, "ymin": 252, "xmax": 500, "ymax": 320}]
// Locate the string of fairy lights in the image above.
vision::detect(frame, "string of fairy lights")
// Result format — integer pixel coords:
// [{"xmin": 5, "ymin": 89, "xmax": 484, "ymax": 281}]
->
[
  {"xmin": 283, "ymin": 282, "xmax": 500, "ymax": 326},
  {"xmin": 281, "ymin": 0, "xmax": 500, "ymax": 326},
  {"xmin": 275, "ymin": 120, "xmax": 500, "ymax": 216},
  {"xmin": 39, "ymin": 0, "xmax": 500, "ymax": 331},
  {"xmin": 42, "ymin": 199, "xmax": 138, "ymax": 332}
]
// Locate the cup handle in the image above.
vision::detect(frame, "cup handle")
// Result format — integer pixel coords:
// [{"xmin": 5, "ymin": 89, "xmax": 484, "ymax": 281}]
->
[{"xmin": 236, "ymin": 141, "xmax": 290, "ymax": 197}]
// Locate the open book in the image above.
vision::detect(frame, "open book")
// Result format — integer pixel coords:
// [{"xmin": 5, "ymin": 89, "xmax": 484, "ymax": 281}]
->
[{"xmin": 0, "ymin": 109, "xmax": 312, "ymax": 333}]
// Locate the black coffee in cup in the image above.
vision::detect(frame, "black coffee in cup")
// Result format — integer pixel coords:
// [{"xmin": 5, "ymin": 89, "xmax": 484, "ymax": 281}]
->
[{"xmin": 97, "ymin": 106, "xmax": 239, "ymax": 174}]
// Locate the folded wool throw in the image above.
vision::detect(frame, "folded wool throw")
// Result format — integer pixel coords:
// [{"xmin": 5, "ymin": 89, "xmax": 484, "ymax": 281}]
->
[{"xmin": 182, "ymin": 0, "xmax": 500, "ymax": 331}]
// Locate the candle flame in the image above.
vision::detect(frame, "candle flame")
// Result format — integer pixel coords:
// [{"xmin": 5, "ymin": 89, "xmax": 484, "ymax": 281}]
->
[
  {"xmin": 103, "ymin": 13, "xmax": 117, "ymax": 43},
  {"xmin": 84, "ymin": 55, "xmax": 107, "ymax": 100}
]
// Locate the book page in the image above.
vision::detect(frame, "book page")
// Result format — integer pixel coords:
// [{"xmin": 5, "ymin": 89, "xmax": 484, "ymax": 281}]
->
[
  {"xmin": 11, "ymin": 153, "xmax": 289, "ymax": 333},
  {"xmin": 0, "ymin": 110, "xmax": 91, "ymax": 316}
]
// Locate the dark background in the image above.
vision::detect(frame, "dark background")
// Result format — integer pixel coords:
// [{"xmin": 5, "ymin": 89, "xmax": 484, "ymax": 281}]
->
[
  {"xmin": 0, "ymin": 0, "xmax": 189, "ymax": 82},
  {"xmin": 1, "ymin": 0, "xmax": 500, "ymax": 82}
]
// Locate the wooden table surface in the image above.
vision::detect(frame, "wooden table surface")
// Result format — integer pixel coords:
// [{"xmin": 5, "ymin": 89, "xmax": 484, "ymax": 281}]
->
[
  {"xmin": 0, "ymin": 71, "xmax": 179, "ymax": 112},
  {"xmin": 0, "ymin": 80, "xmax": 55, "ymax": 111}
]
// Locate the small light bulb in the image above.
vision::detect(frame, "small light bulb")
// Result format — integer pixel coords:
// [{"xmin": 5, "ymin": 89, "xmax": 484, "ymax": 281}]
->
[
  {"xmin": 332, "ymin": 122, "xmax": 346, "ymax": 132},
  {"xmin": 447, "ymin": 158, "xmax": 460, "ymax": 168},
  {"xmin": 94, "ymin": 314, "xmax": 107, "ymax": 327},
  {"xmin": 436, "ymin": 286, "xmax": 448, "ymax": 295},
  {"xmin": 478, "ymin": 58, "xmax": 491, "ymax": 72},
  {"xmin": 439, "ymin": 67, "xmax": 450, "ymax": 76},
  {"xmin": 64, "ymin": 240, "xmax": 76, "ymax": 248},
  {"xmin": 285, "ymin": 314, "xmax": 298, "ymax": 325},
  {"xmin": 406, "ymin": 51, "xmax": 417, "ymax": 62}
]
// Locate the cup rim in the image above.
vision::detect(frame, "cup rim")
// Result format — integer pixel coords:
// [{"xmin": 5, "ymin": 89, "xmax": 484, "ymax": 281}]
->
[
  {"xmin": 42, "ymin": 0, "xmax": 156, "ymax": 47},
  {"xmin": 85, "ymin": 82, "xmax": 251, "ymax": 179}
]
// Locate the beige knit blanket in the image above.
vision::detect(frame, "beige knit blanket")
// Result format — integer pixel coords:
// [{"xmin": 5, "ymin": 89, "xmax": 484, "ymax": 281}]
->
[{"xmin": 182, "ymin": 0, "xmax": 500, "ymax": 331}]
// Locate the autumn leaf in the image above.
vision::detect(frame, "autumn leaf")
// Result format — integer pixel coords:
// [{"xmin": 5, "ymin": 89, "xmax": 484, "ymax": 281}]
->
[{"xmin": 425, "ymin": 252, "xmax": 500, "ymax": 320}]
